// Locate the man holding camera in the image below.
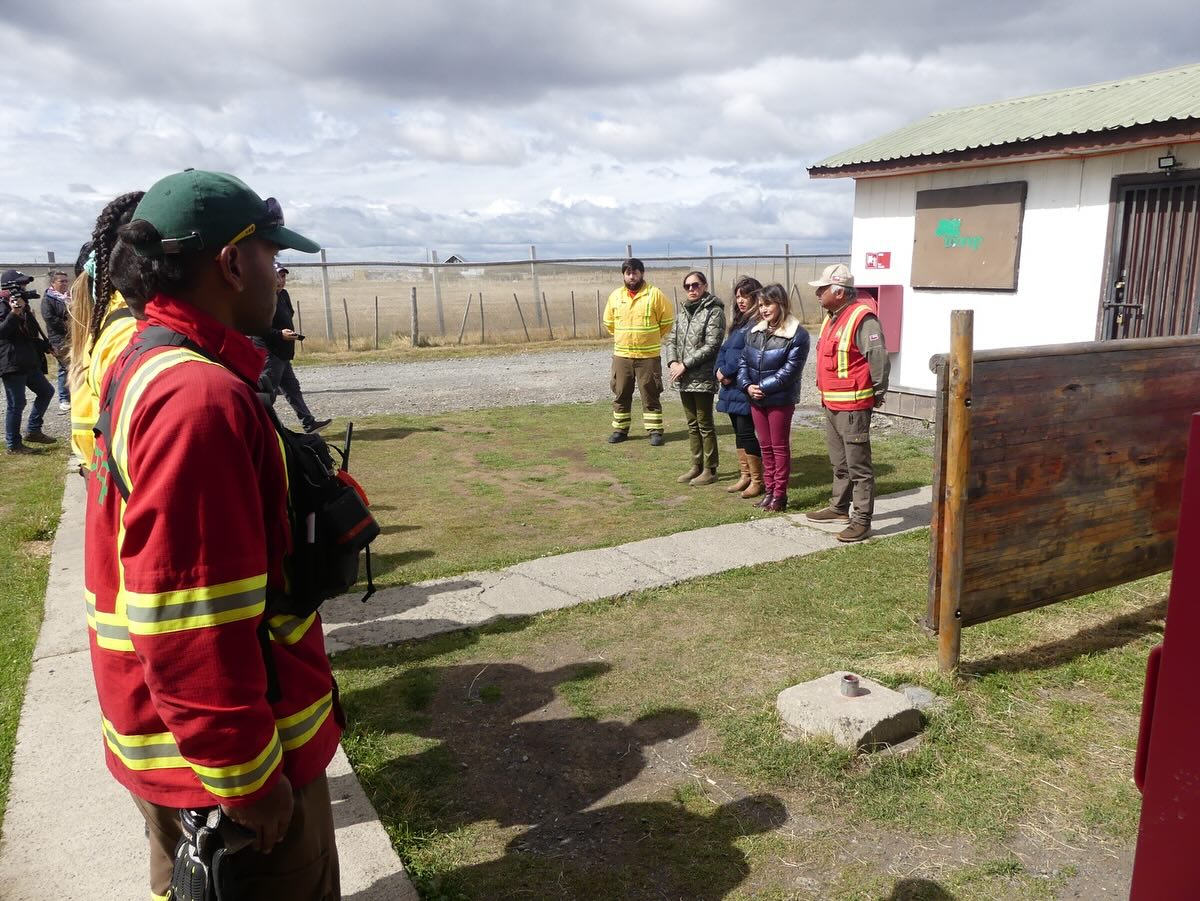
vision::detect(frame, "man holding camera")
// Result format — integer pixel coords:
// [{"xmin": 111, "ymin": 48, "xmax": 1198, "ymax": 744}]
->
[{"xmin": 0, "ymin": 269, "xmax": 56, "ymax": 454}]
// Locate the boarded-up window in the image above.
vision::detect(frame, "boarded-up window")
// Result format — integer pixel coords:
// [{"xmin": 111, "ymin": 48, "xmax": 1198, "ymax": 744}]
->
[{"xmin": 912, "ymin": 182, "xmax": 1027, "ymax": 290}]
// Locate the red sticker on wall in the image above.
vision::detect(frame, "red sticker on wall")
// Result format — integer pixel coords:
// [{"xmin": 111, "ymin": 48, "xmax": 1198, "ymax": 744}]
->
[{"xmin": 865, "ymin": 252, "xmax": 891, "ymax": 269}]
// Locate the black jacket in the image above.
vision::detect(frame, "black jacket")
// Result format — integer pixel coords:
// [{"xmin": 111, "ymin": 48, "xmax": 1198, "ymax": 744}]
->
[
  {"xmin": 41, "ymin": 290, "xmax": 71, "ymax": 354},
  {"xmin": 0, "ymin": 303, "xmax": 51, "ymax": 376},
  {"xmin": 263, "ymin": 289, "xmax": 297, "ymax": 361}
]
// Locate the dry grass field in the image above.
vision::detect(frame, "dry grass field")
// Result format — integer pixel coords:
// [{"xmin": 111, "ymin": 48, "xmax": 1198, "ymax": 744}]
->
[{"xmin": 277, "ymin": 255, "xmax": 848, "ymax": 352}]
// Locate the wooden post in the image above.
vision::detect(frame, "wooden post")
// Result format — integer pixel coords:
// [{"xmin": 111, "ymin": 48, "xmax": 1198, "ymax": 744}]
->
[
  {"xmin": 938, "ymin": 310, "xmax": 974, "ymax": 674},
  {"xmin": 374, "ymin": 295, "xmax": 379, "ymax": 350},
  {"xmin": 479, "ymin": 291, "xmax": 485, "ymax": 343},
  {"xmin": 530, "ymin": 245, "xmax": 543, "ymax": 327},
  {"xmin": 541, "ymin": 291, "xmax": 554, "ymax": 339},
  {"xmin": 570, "ymin": 290, "xmax": 577, "ymax": 339},
  {"xmin": 596, "ymin": 289, "xmax": 603, "ymax": 336},
  {"xmin": 430, "ymin": 250, "xmax": 446, "ymax": 335},
  {"xmin": 784, "ymin": 243, "xmax": 791, "ymax": 297},
  {"xmin": 625, "ymin": 243, "xmax": 633, "ymax": 259},
  {"xmin": 294, "ymin": 301, "xmax": 303, "ymax": 354},
  {"xmin": 512, "ymin": 292, "xmax": 531, "ymax": 342},
  {"xmin": 409, "ymin": 287, "xmax": 419, "ymax": 347},
  {"xmin": 457, "ymin": 293, "xmax": 473, "ymax": 345},
  {"xmin": 707, "ymin": 243, "xmax": 715, "ymax": 292},
  {"xmin": 320, "ymin": 249, "xmax": 334, "ymax": 339},
  {"xmin": 342, "ymin": 298, "xmax": 351, "ymax": 351}
]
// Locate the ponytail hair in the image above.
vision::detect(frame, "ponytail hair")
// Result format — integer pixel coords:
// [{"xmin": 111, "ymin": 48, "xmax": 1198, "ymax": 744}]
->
[{"xmin": 88, "ymin": 191, "xmax": 144, "ymax": 344}]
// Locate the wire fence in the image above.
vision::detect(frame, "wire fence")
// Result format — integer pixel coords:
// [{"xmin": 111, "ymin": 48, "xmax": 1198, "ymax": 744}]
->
[
  {"xmin": 1, "ymin": 248, "xmax": 850, "ymax": 352},
  {"xmin": 276, "ymin": 249, "xmax": 850, "ymax": 351}
]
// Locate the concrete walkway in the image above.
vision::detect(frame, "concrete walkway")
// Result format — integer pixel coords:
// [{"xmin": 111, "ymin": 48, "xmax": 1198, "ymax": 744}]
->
[{"xmin": 0, "ymin": 475, "xmax": 930, "ymax": 900}]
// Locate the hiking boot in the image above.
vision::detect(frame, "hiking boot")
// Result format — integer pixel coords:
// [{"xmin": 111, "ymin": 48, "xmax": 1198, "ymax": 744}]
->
[
  {"xmin": 676, "ymin": 464, "xmax": 703, "ymax": 484},
  {"xmin": 24, "ymin": 431, "xmax": 56, "ymax": 444},
  {"xmin": 607, "ymin": 430, "xmax": 629, "ymax": 444},
  {"xmin": 648, "ymin": 432, "xmax": 665, "ymax": 447},
  {"xmin": 837, "ymin": 522, "xmax": 872, "ymax": 543},
  {"xmin": 805, "ymin": 506, "xmax": 850, "ymax": 524},
  {"xmin": 304, "ymin": 418, "xmax": 333, "ymax": 434},
  {"xmin": 690, "ymin": 468, "xmax": 718, "ymax": 486},
  {"xmin": 6, "ymin": 444, "xmax": 35, "ymax": 455}
]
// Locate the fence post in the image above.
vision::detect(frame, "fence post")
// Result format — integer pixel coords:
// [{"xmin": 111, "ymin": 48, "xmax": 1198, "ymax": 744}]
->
[
  {"xmin": 479, "ymin": 291, "xmax": 485, "ymax": 343},
  {"xmin": 457, "ymin": 294, "xmax": 473, "ymax": 345},
  {"xmin": 410, "ymin": 287, "xmax": 419, "ymax": 347},
  {"xmin": 342, "ymin": 298, "xmax": 351, "ymax": 351},
  {"xmin": 784, "ymin": 243, "xmax": 791, "ymax": 297},
  {"xmin": 374, "ymin": 295, "xmax": 379, "ymax": 350},
  {"xmin": 938, "ymin": 310, "xmax": 974, "ymax": 674},
  {"xmin": 530, "ymin": 245, "xmax": 543, "ymax": 327},
  {"xmin": 570, "ymin": 290, "xmax": 577, "ymax": 339},
  {"xmin": 541, "ymin": 291, "xmax": 554, "ymax": 339},
  {"xmin": 626, "ymin": 244, "xmax": 632, "ymax": 259},
  {"xmin": 294, "ymin": 301, "xmax": 303, "ymax": 354},
  {"xmin": 596, "ymin": 289, "xmax": 603, "ymax": 336},
  {"xmin": 430, "ymin": 250, "xmax": 446, "ymax": 336},
  {"xmin": 512, "ymin": 292, "xmax": 531, "ymax": 342},
  {"xmin": 320, "ymin": 250, "xmax": 334, "ymax": 339},
  {"xmin": 707, "ymin": 244, "xmax": 715, "ymax": 291}
]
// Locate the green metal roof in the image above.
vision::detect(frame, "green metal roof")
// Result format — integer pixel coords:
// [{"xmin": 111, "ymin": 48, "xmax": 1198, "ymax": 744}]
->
[{"xmin": 810, "ymin": 62, "xmax": 1200, "ymax": 173}]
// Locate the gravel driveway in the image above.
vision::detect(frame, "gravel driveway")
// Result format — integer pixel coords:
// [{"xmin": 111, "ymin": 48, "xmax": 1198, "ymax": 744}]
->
[{"xmin": 291, "ymin": 348, "xmax": 826, "ymax": 418}]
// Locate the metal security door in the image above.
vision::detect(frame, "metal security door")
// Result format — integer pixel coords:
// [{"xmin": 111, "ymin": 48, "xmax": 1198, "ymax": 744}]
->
[{"xmin": 1103, "ymin": 178, "xmax": 1200, "ymax": 339}]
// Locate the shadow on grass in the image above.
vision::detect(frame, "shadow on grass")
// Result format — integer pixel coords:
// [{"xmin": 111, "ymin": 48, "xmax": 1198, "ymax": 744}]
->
[
  {"xmin": 343, "ymin": 659, "xmax": 786, "ymax": 899},
  {"xmin": 886, "ymin": 879, "xmax": 957, "ymax": 900},
  {"xmin": 961, "ymin": 598, "xmax": 1168, "ymax": 677},
  {"xmin": 368, "ymin": 548, "xmax": 436, "ymax": 578},
  {"xmin": 350, "ymin": 425, "xmax": 445, "ymax": 441}
]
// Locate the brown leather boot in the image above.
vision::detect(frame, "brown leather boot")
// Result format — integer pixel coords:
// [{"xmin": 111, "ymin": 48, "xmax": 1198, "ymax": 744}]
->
[
  {"xmin": 690, "ymin": 468, "xmax": 718, "ymax": 486},
  {"xmin": 676, "ymin": 464, "xmax": 703, "ymax": 484},
  {"xmin": 727, "ymin": 449, "xmax": 751, "ymax": 493},
  {"xmin": 741, "ymin": 455, "xmax": 764, "ymax": 499}
]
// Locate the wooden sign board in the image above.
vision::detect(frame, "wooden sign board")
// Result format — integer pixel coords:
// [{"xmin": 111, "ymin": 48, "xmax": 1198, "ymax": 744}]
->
[
  {"xmin": 912, "ymin": 182, "xmax": 1027, "ymax": 290},
  {"xmin": 928, "ymin": 335, "xmax": 1200, "ymax": 639}
]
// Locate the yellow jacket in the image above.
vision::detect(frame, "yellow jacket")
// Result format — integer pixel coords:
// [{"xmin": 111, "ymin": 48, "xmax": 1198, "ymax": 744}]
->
[
  {"xmin": 71, "ymin": 293, "xmax": 137, "ymax": 466},
  {"xmin": 603, "ymin": 283, "xmax": 674, "ymax": 359}
]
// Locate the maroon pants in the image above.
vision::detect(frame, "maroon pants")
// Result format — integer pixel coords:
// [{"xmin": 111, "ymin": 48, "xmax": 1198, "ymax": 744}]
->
[{"xmin": 750, "ymin": 404, "xmax": 795, "ymax": 497}]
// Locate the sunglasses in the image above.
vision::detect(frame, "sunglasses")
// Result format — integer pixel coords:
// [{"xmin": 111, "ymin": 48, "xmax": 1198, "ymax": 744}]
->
[
  {"xmin": 229, "ymin": 197, "xmax": 285, "ymax": 247},
  {"xmin": 684, "ymin": 281, "xmax": 705, "ymax": 291}
]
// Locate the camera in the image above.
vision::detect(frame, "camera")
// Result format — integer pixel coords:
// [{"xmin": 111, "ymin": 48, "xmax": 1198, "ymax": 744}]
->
[{"xmin": 1, "ymin": 270, "xmax": 39, "ymax": 303}]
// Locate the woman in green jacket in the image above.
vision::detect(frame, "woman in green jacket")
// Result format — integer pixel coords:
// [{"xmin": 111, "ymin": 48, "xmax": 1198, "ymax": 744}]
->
[{"xmin": 666, "ymin": 271, "xmax": 726, "ymax": 485}]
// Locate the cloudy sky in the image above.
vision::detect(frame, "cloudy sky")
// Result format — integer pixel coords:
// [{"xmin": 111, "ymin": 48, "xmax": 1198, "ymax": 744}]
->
[{"xmin": 1, "ymin": 1, "xmax": 1196, "ymax": 264}]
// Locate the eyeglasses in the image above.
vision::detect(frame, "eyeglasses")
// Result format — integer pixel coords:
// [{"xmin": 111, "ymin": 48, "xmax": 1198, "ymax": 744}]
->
[
  {"xmin": 229, "ymin": 197, "xmax": 285, "ymax": 247},
  {"xmin": 684, "ymin": 282, "xmax": 705, "ymax": 291}
]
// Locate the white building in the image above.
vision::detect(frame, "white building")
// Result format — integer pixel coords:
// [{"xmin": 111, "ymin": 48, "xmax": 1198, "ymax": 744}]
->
[{"xmin": 809, "ymin": 62, "xmax": 1200, "ymax": 418}]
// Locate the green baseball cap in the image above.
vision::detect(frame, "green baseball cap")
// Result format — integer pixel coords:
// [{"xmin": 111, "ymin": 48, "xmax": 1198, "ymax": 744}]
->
[{"xmin": 130, "ymin": 169, "xmax": 320, "ymax": 257}]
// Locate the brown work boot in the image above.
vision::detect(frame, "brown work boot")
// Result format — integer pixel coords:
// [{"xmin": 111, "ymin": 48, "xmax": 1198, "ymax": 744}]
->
[
  {"xmin": 727, "ymin": 449, "xmax": 751, "ymax": 493},
  {"xmin": 741, "ymin": 455, "xmax": 764, "ymax": 499},
  {"xmin": 805, "ymin": 506, "xmax": 850, "ymax": 524},
  {"xmin": 676, "ymin": 464, "xmax": 703, "ymax": 484},
  {"xmin": 836, "ymin": 521, "xmax": 872, "ymax": 543},
  {"xmin": 690, "ymin": 468, "xmax": 718, "ymax": 486}
]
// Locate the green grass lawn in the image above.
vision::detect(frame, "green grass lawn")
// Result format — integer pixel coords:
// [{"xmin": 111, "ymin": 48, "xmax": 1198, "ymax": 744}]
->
[
  {"xmin": 346, "ymin": 401, "xmax": 934, "ymax": 585},
  {"xmin": 335, "ymin": 533, "xmax": 1162, "ymax": 899},
  {"xmin": 0, "ymin": 447, "xmax": 67, "ymax": 834}
]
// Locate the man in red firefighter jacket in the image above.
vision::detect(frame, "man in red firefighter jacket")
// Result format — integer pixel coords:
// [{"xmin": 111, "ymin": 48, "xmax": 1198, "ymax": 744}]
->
[
  {"xmin": 84, "ymin": 170, "xmax": 341, "ymax": 900},
  {"xmin": 804, "ymin": 264, "xmax": 890, "ymax": 543}
]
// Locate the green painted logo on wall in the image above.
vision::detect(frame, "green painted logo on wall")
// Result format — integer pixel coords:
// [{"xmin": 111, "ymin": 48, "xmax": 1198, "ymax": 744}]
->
[{"xmin": 935, "ymin": 218, "xmax": 983, "ymax": 250}]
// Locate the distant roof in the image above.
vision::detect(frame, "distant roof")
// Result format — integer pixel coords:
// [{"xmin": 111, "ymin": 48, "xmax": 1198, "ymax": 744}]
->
[
  {"xmin": 810, "ymin": 62, "xmax": 1200, "ymax": 178},
  {"xmin": 443, "ymin": 254, "xmax": 468, "ymax": 264}
]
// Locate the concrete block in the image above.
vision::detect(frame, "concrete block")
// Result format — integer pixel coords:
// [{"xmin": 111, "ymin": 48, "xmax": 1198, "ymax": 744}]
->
[{"xmin": 776, "ymin": 672, "xmax": 924, "ymax": 751}]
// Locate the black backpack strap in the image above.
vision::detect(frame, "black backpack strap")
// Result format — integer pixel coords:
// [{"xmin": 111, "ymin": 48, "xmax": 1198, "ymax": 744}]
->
[{"xmin": 101, "ymin": 306, "xmax": 134, "ymax": 334}]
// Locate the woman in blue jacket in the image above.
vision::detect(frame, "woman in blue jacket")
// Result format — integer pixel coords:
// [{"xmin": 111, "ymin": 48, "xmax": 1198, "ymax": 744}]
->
[
  {"xmin": 715, "ymin": 276, "xmax": 763, "ymax": 499},
  {"xmin": 737, "ymin": 283, "xmax": 810, "ymax": 512}
]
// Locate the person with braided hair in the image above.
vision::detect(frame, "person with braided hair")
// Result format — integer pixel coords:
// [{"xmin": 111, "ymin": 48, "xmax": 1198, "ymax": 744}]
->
[{"xmin": 68, "ymin": 190, "xmax": 144, "ymax": 468}]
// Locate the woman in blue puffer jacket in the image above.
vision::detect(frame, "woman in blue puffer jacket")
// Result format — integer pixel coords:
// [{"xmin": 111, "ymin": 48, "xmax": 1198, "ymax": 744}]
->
[
  {"xmin": 737, "ymin": 283, "xmax": 810, "ymax": 512},
  {"xmin": 715, "ymin": 276, "xmax": 763, "ymax": 499}
]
